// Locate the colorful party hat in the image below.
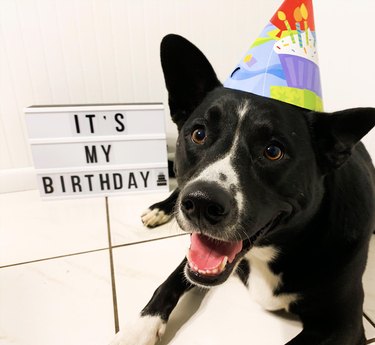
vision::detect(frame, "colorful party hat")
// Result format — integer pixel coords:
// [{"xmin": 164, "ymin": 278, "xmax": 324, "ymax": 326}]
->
[{"xmin": 224, "ymin": 0, "xmax": 323, "ymax": 111}]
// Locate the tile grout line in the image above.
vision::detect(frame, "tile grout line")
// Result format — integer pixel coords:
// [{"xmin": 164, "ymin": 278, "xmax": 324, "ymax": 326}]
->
[
  {"xmin": 105, "ymin": 196, "xmax": 120, "ymax": 333},
  {"xmin": 111, "ymin": 232, "xmax": 189, "ymax": 249},
  {"xmin": 0, "ymin": 247, "xmax": 109, "ymax": 269},
  {"xmin": 364, "ymin": 312, "xmax": 375, "ymax": 328},
  {"xmin": 0, "ymin": 231, "xmax": 187, "ymax": 270}
]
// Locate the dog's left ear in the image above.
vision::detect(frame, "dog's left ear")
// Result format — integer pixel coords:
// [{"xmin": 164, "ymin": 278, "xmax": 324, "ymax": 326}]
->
[
  {"xmin": 309, "ymin": 108, "xmax": 375, "ymax": 171},
  {"xmin": 160, "ymin": 34, "xmax": 222, "ymax": 130}
]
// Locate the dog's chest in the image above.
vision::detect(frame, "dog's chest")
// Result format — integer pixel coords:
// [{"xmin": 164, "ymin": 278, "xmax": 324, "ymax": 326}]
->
[{"xmin": 245, "ymin": 246, "xmax": 298, "ymax": 311}]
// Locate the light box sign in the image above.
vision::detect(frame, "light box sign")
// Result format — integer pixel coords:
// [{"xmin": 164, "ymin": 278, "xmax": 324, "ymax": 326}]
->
[{"xmin": 25, "ymin": 103, "xmax": 169, "ymax": 199}]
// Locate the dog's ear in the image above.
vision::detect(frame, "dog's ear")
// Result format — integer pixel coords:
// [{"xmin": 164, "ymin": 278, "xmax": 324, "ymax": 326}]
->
[
  {"xmin": 160, "ymin": 34, "xmax": 222, "ymax": 129},
  {"xmin": 309, "ymin": 108, "xmax": 375, "ymax": 171}
]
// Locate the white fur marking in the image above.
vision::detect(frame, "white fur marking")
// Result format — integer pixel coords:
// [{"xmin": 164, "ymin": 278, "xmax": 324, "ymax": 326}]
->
[
  {"xmin": 246, "ymin": 246, "xmax": 299, "ymax": 311},
  {"xmin": 109, "ymin": 315, "xmax": 166, "ymax": 345},
  {"xmin": 237, "ymin": 101, "xmax": 249, "ymax": 119},
  {"xmin": 178, "ymin": 100, "xmax": 250, "ymax": 219},
  {"xmin": 141, "ymin": 208, "xmax": 171, "ymax": 227},
  {"xmin": 194, "ymin": 155, "xmax": 244, "ymax": 213}
]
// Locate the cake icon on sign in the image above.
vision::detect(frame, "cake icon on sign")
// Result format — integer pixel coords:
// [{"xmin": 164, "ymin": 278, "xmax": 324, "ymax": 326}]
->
[
  {"xmin": 224, "ymin": 0, "xmax": 323, "ymax": 112},
  {"xmin": 157, "ymin": 173, "xmax": 167, "ymax": 186}
]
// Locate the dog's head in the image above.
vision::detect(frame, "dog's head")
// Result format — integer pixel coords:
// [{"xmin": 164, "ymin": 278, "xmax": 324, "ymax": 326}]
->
[{"xmin": 161, "ymin": 34, "xmax": 375, "ymax": 287}]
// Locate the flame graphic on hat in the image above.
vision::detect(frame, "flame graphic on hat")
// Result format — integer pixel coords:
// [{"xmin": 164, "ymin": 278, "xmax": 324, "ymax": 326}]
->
[{"xmin": 224, "ymin": 0, "xmax": 323, "ymax": 111}]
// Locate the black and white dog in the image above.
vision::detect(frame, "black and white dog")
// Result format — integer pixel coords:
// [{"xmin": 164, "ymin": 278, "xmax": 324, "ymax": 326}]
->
[{"xmin": 111, "ymin": 34, "xmax": 375, "ymax": 345}]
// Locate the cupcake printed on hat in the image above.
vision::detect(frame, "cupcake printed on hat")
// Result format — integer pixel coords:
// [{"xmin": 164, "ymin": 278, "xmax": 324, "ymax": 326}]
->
[{"xmin": 225, "ymin": 0, "xmax": 323, "ymax": 111}]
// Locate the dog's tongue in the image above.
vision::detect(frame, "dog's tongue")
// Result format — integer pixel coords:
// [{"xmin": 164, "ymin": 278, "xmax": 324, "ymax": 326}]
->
[{"xmin": 188, "ymin": 233, "xmax": 243, "ymax": 272}]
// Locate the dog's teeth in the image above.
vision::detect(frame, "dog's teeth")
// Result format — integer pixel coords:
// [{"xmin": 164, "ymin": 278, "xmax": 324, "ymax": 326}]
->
[
  {"xmin": 188, "ymin": 255, "xmax": 229, "ymax": 276},
  {"xmin": 188, "ymin": 256, "xmax": 229, "ymax": 276},
  {"xmin": 219, "ymin": 256, "xmax": 228, "ymax": 271},
  {"xmin": 188, "ymin": 261, "xmax": 199, "ymax": 272}
]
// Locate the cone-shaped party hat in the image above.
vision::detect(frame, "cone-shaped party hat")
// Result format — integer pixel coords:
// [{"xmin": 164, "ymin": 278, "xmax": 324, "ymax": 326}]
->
[{"xmin": 224, "ymin": 0, "xmax": 323, "ymax": 111}]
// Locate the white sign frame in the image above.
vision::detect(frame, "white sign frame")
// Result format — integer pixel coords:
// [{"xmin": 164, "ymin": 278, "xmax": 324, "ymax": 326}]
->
[{"xmin": 25, "ymin": 103, "xmax": 169, "ymax": 200}]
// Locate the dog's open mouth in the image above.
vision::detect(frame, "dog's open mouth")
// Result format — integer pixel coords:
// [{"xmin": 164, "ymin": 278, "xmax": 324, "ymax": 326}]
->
[
  {"xmin": 185, "ymin": 233, "xmax": 251, "ymax": 286},
  {"xmin": 185, "ymin": 214, "xmax": 283, "ymax": 286},
  {"xmin": 187, "ymin": 233, "xmax": 243, "ymax": 276}
]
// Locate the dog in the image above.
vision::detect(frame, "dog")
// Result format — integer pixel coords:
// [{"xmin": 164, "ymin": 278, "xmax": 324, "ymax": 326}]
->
[{"xmin": 110, "ymin": 34, "xmax": 375, "ymax": 345}]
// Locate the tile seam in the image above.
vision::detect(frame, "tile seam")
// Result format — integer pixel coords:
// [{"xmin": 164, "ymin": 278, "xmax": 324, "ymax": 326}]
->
[
  {"xmin": 106, "ymin": 196, "xmax": 120, "ymax": 333},
  {"xmin": 364, "ymin": 312, "xmax": 375, "ymax": 328},
  {"xmin": 0, "ymin": 247, "xmax": 109, "ymax": 269},
  {"xmin": 111, "ymin": 233, "xmax": 188, "ymax": 250}
]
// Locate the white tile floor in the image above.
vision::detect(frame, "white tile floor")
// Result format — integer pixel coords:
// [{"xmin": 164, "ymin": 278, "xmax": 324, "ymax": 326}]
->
[
  {"xmin": 0, "ymin": 189, "xmax": 374, "ymax": 344},
  {"xmin": 108, "ymin": 192, "xmax": 184, "ymax": 247},
  {"xmin": 0, "ymin": 190, "xmax": 108, "ymax": 266}
]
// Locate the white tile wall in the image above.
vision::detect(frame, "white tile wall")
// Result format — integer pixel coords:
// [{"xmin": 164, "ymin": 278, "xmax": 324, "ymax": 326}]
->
[{"xmin": 1, "ymin": 0, "xmax": 374, "ymax": 175}]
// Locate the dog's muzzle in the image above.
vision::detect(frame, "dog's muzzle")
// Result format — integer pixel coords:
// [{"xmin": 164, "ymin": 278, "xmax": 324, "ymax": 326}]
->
[
  {"xmin": 177, "ymin": 181, "xmax": 245, "ymax": 285},
  {"xmin": 180, "ymin": 181, "xmax": 234, "ymax": 229}
]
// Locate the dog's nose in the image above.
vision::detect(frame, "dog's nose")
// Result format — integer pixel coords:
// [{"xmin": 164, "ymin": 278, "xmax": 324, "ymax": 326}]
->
[{"xmin": 180, "ymin": 182, "xmax": 232, "ymax": 225}]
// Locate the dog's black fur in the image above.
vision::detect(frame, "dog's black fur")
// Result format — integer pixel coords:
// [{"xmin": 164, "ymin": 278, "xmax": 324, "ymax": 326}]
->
[{"xmin": 116, "ymin": 34, "xmax": 375, "ymax": 345}]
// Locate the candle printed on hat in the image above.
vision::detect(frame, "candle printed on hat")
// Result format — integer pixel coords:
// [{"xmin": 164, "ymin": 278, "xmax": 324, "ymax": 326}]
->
[{"xmin": 224, "ymin": 0, "xmax": 323, "ymax": 112}]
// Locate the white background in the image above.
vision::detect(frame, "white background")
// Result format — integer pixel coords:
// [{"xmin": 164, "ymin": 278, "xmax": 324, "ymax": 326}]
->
[{"xmin": 1, "ymin": 0, "xmax": 374, "ymax": 189}]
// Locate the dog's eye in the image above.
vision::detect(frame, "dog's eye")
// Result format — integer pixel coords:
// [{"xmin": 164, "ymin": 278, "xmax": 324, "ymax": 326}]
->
[
  {"xmin": 264, "ymin": 144, "xmax": 284, "ymax": 161},
  {"xmin": 191, "ymin": 127, "xmax": 207, "ymax": 145}
]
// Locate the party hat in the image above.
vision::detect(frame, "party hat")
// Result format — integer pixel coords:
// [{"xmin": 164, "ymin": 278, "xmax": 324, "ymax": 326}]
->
[{"xmin": 224, "ymin": 0, "xmax": 323, "ymax": 111}]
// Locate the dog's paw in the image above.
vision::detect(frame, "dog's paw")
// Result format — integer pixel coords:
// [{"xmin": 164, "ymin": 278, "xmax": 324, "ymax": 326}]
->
[
  {"xmin": 109, "ymin": 316, "xmax": 166, "ymax": 345},
  {"xmin": 141, "ymin": 208, "xmax": 172, "ymax": 228}
]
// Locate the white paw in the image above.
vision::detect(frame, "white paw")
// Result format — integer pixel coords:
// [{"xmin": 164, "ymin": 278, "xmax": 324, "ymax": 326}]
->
[
  {"xmin": 141, "ymin": 208, "xmax": 172, "ymax": 228},
  {"xmin": 109, "ymin": 316, "xmax": 166, "ymax": 345}
]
